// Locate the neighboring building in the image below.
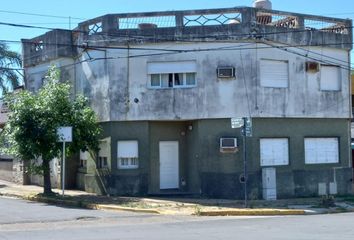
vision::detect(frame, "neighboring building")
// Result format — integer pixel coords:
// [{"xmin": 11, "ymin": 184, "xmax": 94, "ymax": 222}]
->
[
  {"xmin": 0, "ymin": 106, "xmax": 26, "ymax": 184},
  {"xmin": 21, "ymin": 1, "xmax": 353, "ymax": 199}
]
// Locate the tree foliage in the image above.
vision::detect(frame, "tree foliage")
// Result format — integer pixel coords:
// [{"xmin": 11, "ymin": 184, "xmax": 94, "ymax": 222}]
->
[
  {"xmin": 1, "ymin": 66, "xmax": 101, "ymax": 194},
  {"xmin": 0, "ymin": 43, "xmax": 21, "ymax": 94}
]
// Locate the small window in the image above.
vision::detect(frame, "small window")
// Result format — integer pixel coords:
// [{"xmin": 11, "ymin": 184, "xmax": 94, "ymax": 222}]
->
[
  {"xmin": 149, "ymin": 73, "xmax": 196, "ymax": 88},
  {"xmin": 98, "ymin": 156, "xmax": 108, "ymax": 168},
  {"xmin": 97, "ymin": 139, "xmax": 110, "ymax": 169},
  {"xmin": 305, "ymin": 138, "xmax": 339, "ymax": 164},
  {"xmin": 260, "ymin": 59, "xmax": 289, "ymax": 88},
  {"xmin": 117, "ymin": 140, "xmax": 139, "ymax": 169},
  {"xmin": 80, "ymin": 151, "xmax": 88, "ymax": 168},
  {"xmin": 320, "ymin": 65, "xmax": 341, "ymax": 91},
  {"xmin": 147, "ymin": 61, "xmax": 197, "ymax": 89},
  {"xmin": 260, "ymin": 138, "xmax": 289, "ymax": 166}
]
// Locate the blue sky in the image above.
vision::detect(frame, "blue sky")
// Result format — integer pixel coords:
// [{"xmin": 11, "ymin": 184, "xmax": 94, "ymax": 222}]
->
[{"xmin": 1, "ymin": 0, "xmax": 353, "ymax": 57}]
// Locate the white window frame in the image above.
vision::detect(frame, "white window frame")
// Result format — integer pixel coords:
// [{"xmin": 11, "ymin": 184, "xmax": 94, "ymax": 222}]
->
[
  {"xmin": 147, "ymin": 61, "xmax": 197, "ymax": 89},
  {"xmin": 117, "ymin": 140, "xmax": 139, "ymax": 169},
  {"xmin": 149, "ymin": 73, "xmax": 196, "ymax": 89},
  {"xmin": 304, "ymin": 137, "xmax": 339, "ymax": 164},
  {"xmin": 260, "ymin": 59, "xmax": 289, "ymax": 88},
  {"xmin": 260, "ymin": 138, "xmax": 289, "ymax": 166},
  {"xmin": 320, "ymin": 65, "xmax": 341, "ymax": 91}
]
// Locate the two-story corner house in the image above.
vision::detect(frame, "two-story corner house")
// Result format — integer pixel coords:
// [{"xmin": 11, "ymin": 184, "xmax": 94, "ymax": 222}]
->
[{"xmin": 21, "ymin": 1, "xmax": 353, "ymax": 199}]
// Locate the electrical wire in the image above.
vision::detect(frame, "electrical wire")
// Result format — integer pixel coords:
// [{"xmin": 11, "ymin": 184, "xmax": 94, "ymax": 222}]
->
[
  {"xmin": 0, "ymin": 9, "xmax": 84, "ymax": 20},
  {"xmin": 1, "ymin": 38, "xmax": 353, "ymax": 70},
  {"xmin": 0, "ymin": 20, "xmax": 353, "ymax": 43}
]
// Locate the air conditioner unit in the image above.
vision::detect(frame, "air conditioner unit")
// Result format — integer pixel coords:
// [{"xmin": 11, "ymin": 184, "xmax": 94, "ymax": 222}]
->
[
  {"xmin": 220, "ymin": 138, "xmax": 238, "ymax": 149},
  {"xmin": 217, "ymin": 67, "xmax": 235, "ymax": 78},
  {"xmin": 306, "ymin": 61, "xmax": 320, "ymax": 72}
]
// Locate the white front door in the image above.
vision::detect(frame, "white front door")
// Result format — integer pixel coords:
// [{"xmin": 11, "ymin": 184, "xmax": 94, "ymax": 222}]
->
[{"xmin": 159, "ymin": 141, "xmax": 179, "ymax": 189}]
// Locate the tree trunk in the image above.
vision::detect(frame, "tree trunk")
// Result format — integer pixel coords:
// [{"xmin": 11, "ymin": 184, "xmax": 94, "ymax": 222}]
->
[{"xmin": 42, "ymin": 159, "xmax": 53, "ymax": 195}]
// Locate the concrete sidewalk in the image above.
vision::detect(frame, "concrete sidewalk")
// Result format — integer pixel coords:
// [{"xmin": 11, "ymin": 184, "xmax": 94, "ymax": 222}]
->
[{"xmin": 0, "ymin": 179, "xmax": 351, "ymax": 216}]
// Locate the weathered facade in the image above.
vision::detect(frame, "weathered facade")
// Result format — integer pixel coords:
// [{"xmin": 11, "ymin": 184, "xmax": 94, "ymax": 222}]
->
[{"xmin": 21, "ymin": 5, "xmax": 353, "ymax": 199}]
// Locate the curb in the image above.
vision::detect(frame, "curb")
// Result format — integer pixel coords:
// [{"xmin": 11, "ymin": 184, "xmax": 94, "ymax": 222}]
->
[
  {"xmin": 197, "ymin": 209, "xmax": 306, "ymax": 216},
  {"xmin": 0, "ymin": 191, "xmax": 335, "ymax": 216},
  {"xmin": 25, "ymin": 195, "xmax": 84, "ymax": 208},
  {"xmin": 1, "ymin": 192, "xmax": 161, "ymax": 214},
  {"xmin": 87, "ymin": 204, "xmax": 161, "ymax": 214}
]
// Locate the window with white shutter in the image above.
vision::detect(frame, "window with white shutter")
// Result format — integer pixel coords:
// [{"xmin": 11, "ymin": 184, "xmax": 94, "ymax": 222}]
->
[
  {"xmin": 260, "ymin": 138, "xmax": 289, "ymax": 166},
  {"xmin": 117, "ymin": 140, "xmax": 139, "ymax": 169},
  {"xmin": 260, "ymin": 59, "xmax": 289, "ymax": 88},
  {"xmin": 304, "ymin": 138, "xmax": 339, "ymax": 164},
  {"xmin": 147, "ymin": 61, "xmax": 197, "ymax": 88},
  {"xmin": 320, "ymin": 65, "xmax": 341, "ymax": 91}
]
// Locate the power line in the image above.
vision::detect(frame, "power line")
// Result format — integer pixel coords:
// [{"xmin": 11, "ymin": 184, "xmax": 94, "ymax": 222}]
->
[
  {"xmin": 8, "ymin": 22, "xmax": 81, "ymax": 25},
  {"xmin": 1, "ymin": 38, "xmax": 353, "ymax": 60},
  {"xmin": 0, "ymin": 19, "xmax": 352, "ymax": 71},
  {"xmin": 1, "ymin": 40, "xmax": 352, "ymax": 72},
  {"xmin": 0, "ymin": 9, "xmax": 84, "ymax": 20},
  {"xmin": 39, "ymin": 42, "xmax": 354, "ymax": 72},
  {"xmin": 0, "ymin": 20, "xmax": 353, "ymax": 43},
  {"xmin": 0, "ymin": 22, "xmax": 55, "ymax": 31},
  {"xmin": 262, "ymin": 40, "xmax": 352, "ymax": 71}
]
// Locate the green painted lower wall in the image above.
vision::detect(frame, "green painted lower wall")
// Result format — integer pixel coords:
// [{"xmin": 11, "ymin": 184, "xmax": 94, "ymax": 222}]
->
[{"xmin": 78, "ymin": 118, "xmax": 353, "ymax": 199}]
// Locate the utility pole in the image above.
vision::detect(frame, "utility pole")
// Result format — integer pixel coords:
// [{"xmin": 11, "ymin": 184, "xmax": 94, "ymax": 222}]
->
[{"xmin": 242, "ymin": 117, "xmax": 248, "ymax": 208}]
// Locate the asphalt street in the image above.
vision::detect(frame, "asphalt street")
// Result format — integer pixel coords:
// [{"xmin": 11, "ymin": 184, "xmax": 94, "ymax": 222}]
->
[{"xmin": 0, "ymin": 196, "xmax": 354, "ymax": 240}]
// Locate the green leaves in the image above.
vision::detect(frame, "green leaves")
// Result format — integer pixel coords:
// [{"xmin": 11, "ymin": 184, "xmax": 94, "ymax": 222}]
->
[
  {"xmin": 0, "ymin": 43, "xmax": 22, "ymax": 95},
  {"xmin": 2, "ymin": 65, "xmax": 101, "ymax": 165}
]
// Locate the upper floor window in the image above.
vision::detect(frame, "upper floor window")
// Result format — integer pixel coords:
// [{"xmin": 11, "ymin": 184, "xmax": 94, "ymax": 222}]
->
[
  {"xmin": 147, "ymin": 61, "xmax": 197, "ymax": 88},
  {"xmin": 320, "ymin": 65, "xmax": 341, "ymax": 91},
  {"xmin": 260, "ymin": 59, "xmax": 289, "ymax": 88}
]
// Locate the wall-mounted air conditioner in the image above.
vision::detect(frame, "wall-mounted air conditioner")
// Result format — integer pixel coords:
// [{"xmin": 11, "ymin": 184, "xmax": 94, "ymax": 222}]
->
[
  {"xmin": 220, "ymin": 138, "xmax": 238, "ymax": 150},
  {"xmin": 217, "ymin": 67, "xmax": 235, "ymax": 78},
  {"xmin": 306, "ymin": 61, "xmax": 320, "ymax": 73}
]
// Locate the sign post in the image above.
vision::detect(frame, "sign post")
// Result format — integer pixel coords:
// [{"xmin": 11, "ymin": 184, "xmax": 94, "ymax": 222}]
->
[
  {"xmin": 231, "ymin": 117, "xmax": 252, "ymax": 208},
  {"xmin": 57, "ymin": 126, "xmax": 72, "ymax": 196}
]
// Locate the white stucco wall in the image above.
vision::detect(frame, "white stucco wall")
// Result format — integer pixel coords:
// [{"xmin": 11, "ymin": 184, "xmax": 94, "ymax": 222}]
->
[{"xmin": 26, "ymin": 42, "xmax": 351, "ymax": 122}]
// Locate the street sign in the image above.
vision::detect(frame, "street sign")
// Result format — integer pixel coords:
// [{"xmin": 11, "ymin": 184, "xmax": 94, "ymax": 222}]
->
[
  {"xmin": 245, "ymin": 118, "xmax": 252, "ymax": 137},
  {"xmin": 231, "ymin": 118, "xmax": 244, "ymax": 129},
  {"xmin": 56, "ymin": 126, "xmax": 73, "ymax": 196},
  {"xmin": 57, "ymin": 127, "xmax": 73, "ymax": 142}
]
